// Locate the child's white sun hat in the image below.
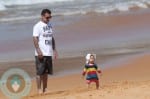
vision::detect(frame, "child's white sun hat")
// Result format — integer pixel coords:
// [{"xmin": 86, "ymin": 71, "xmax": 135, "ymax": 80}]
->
[{"xmin": 86, "ymin": 53, "xmax": 96, "ymax": 63}]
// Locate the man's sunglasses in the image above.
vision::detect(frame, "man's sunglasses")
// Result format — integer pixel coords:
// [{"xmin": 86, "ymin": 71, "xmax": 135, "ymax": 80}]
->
[{"xmin": 45, "ymin": 16, "xmax": 52, "ymax": 20}]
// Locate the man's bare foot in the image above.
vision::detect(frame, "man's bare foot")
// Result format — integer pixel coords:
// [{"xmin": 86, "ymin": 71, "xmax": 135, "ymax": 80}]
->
[
  {"xmin": 38, "ymin": 89, "xmax": 42, "ymax": 95},
  {"xmin": 43, "ymin": 88, "xmax": 49, "ymax": 94}
]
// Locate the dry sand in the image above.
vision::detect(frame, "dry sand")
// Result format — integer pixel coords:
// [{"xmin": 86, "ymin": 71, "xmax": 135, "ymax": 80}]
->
[
  {"xmin": 0, "ymin": 53, "xmax": 149, "ymax": 99},
  {"xmin": 19, "ymin": 53, "xmax": 150, "ymax": 99}
]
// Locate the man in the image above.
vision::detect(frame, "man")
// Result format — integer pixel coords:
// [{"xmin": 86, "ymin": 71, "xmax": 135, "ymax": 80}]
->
[{"xmin": 33, "ymin": 9, "xmax": 57, "ymax": 94}]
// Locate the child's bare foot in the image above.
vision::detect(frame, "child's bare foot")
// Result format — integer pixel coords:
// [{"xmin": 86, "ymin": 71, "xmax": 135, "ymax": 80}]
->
[
  {"xmin": 96, "ymin": 87, "xmax": 99, "ymax": 90},
  {"xmin": 87, "ymin": 84, "xmax": 90, "ymax": 89}
]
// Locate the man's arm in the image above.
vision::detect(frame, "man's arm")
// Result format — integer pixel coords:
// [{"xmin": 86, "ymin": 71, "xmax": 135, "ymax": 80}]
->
[
  {"xmin": 52, "ymin": 37, "xmax": 58, "ymax": 59},
  {"xmin": 52, "ymin": 37, "xmax": 56, "ymax": 51},
  {"xmin": 33, "ymin": 37, "xmax": 43, "ymax": 59}
]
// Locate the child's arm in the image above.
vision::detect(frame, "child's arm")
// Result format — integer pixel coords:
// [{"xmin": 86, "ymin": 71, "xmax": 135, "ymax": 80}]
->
[
  {"xmin": 97, "ymin": 70, "xmax": 102, "ymax": 74},
  {"xmin": 82, "ymin": 64, "xmax": 88, "ymax": 76},
  {"xmin": 95, "ymin": 64, "xmax": 102, "ymax": 74},
  {"xmin": 82, "ymin": 68, "xmax": 86, "ymax": 76}
]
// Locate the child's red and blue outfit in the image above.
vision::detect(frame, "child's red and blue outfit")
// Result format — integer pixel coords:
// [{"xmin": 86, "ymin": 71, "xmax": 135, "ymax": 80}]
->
[{"xmin": 82, "ymin": 63, "xmax": 101, "ymax": 84}]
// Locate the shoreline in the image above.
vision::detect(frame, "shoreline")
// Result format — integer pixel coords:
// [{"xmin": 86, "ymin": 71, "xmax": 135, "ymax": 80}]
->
[{"xmin": 0, "ymin": 50, "xmax": 148, "ymax": 78}]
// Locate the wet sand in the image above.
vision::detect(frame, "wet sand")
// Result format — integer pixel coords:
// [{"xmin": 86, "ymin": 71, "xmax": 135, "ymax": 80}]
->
[
  {"xmin": 1, "ymin": 10, "xmax": 150, "ymax": 61},
  {"xmin": 51, "ymin": 10, "xmax": 150, "ymax": 58}
]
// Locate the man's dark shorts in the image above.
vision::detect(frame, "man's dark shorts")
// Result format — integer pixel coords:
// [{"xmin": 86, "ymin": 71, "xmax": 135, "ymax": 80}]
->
[{"xmin": 35, "ymin": 56, "xmax": 53, "ymax": 75}]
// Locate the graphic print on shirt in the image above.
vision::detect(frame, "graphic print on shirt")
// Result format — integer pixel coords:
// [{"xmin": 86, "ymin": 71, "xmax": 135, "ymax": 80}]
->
[
  {"xmin": 33, "ymin": 21, "xmax": 53, "ymax": 56},
  {"xmin": 42, "ymin": 24, "xmax": 53, "ymax": 45}
]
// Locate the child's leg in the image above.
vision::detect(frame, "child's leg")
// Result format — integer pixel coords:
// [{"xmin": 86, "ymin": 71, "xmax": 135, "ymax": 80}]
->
[
  {"xmin": 87, "ymin": 83, "xmax": 90, "ymax": 89},
  {"xmin": 95, "ymin": 80, "xmax": 99, "ymax": 89},
  {"xmin": 86, "ymin": 80, "xmax": 91, "ymax": 89}
]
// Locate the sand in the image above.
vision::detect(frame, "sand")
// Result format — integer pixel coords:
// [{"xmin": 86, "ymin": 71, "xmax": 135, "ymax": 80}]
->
[
  {"xmin": 18, "ymin": 53, "xmax": 150, "ymax": 99},
  {"xmin": 0, "ymin": 53, "xmax": 150, "ymax": 99}
]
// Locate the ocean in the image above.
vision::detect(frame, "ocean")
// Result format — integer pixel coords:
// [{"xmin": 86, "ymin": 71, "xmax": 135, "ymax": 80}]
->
[
  {"xmin": 0, "ymin": 0, "xmax": 150, "ymax": 22},
  {"xmin": 0, "ymin": 0, "xmax": 150, "ymax": 62}
]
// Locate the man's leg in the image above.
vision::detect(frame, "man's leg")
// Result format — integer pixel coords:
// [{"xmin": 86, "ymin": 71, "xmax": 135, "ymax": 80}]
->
[
  {"xmin": 43, "ymin": 56, "xmax": 53, "ymax": 93},
  {"xmin": 35, "ymin": 56, "xmax": 44, "ymax": 94},
  {"xmin": 36, "ymin": 75, "xmax": 43, "ymax": 94},
  {"xmin": 43, "ymin": 73, "xmax": 48, "ymax": 93},
  {"xmin": 47, "ymin": 56, "xmax": 53, "ymax": 75}
]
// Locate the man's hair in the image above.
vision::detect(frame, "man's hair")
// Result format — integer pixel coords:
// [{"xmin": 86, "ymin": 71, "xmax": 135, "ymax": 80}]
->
[{"xmin": 41, "ymin": 9, "xmax": 51, "ymax": 16}]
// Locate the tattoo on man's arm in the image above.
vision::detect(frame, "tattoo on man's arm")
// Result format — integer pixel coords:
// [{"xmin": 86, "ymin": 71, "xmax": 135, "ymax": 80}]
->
[{"xmin": 33, "ymin": 37, "xmax": 39, "ymax": 49}]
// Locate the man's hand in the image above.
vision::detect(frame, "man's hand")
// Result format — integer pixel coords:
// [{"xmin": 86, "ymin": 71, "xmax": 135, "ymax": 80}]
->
[
  {"xmin": 36, "ymin": 48, "xmax": 43, "ymax": 60},
  {"xmin": 53, "ymin": 50, "xmax": 58, "ymax": 59}
]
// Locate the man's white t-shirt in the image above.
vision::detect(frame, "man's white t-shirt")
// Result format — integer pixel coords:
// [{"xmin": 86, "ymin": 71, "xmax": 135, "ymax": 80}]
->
[{"xmin": 33, "ymin": 21, "xmax": 53, "ymax": 56}]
